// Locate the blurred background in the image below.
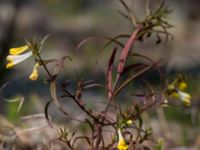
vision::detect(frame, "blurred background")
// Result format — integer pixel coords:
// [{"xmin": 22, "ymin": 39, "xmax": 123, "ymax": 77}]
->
[{"xmin": 0, "ymin": 0, "xmax": 200, "ymax": 149}]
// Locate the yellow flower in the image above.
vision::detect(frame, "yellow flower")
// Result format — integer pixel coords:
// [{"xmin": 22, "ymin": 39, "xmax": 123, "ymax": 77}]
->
[
  {"xmin": 9, "ymin": 45, "xmax": 29, "ymax": 55},
  {"xmin": 167, "ymin": 77, "xmax": 191, "ymax": 106},
  {"xmin": 178, "ymin": 82, "xmax": 187, "ymax": 90},
  {"xmin": 171, "ymin": 92, "xmax": 179, "ymax": 99},
  {"xmin": 6, "ymin": 45, "xmax": 32, "ymax": 69},
  {"xmin": 117, "ymin": 129, "xmax": 128, "ymax": 150},
  {"xmin": 29, "ymin": 63, "xmax": 39, "ymax": 80},
  {"xmin": 170, "ymin": 90, "xmax": 191, "ymax": 106},
  {"xmin": 177, "ymin": 90, "xmax": 192, "ymax": 106},
  {"xmin": 6, "ymin": 45, "xmax": 40, "ymax": 81},
  {"xmin": 126, "ymin": 120, "xmax": 133, "ymax": 126}
]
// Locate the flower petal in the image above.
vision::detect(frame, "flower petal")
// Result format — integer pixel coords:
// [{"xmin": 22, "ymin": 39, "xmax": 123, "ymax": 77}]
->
[
  {"xmin": 6, "ymin": 51, "xmax": 32, "ymax": 67},
  {"xmin": 178, "ymin": 90, "xmax": 192, "ymax": 106},
  {"xmin": 9, "ymin": 45, "xmax": 29, "ymax": 55},
  {"xmin": 29, "ymin": 63, "xmax": 39, "ymax": 80},
  {"xmin": 126, "ymin": 120, "xmax": 133, "ymax": 126},
  {"xmin": 182, "ymin": 98, "xmax": 191, "ymax": 106},
  {"xmin": 117, "ymin": 129, "xmax": 128, "ymax": 150},
  {"xmin": 178, "ymin": 82, "xmax": 187, "ymax": 90},
  {"xmin": 178, "ymin": 91, "xmax": 191, "ymax": 100}
]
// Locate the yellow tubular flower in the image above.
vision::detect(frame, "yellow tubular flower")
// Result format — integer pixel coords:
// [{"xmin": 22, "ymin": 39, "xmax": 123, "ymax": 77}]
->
[
  {"xmin": 29, "ymin": 63, "xmax": 40, "ymax": 80},
  {"xmin": 178, "ymin": 82, "xmax": 187, "ymax": 90},
  {"xmin": 9, "ymin": 45, "xmax": 29, "ymax": 55},
  {"xmin": 178, "ymin": 90, "xmax": 192, "ymax": 106},
  {"xmin": 6, "ymin": 51, "xmax": 32, "ymax": 69},
  {"xmin": 117, "ymin": 129, "xmax": 128, "ymax": 150},
  {"xmin": 6, "ymin": 45, "xmax": 40, "ymax": 81},
  {"xmin": 126, "ymin": 120, "xmax": 133, "ymax": 126},
  {"xmin": 171, "ymin": 92, "xmax": 179, "ymax": 99},
  {"xmin": 182, "ymin": 98, "xmax": 191, "ymax": 107},
  {"xmin": 6, "ymin": 58, "xmax": 14, "ymax": 69},
  {"xmin": 6, "ymin": 45, "xmax": 32, "ymax": 69}
]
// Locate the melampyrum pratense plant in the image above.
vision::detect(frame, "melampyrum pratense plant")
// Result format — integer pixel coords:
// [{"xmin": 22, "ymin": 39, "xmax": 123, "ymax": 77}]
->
[{"xmin": 4, "ymin": 0, "xmax": 192, "ymax": 149}]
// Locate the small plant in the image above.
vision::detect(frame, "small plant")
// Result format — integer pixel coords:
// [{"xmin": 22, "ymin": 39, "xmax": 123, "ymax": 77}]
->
[{"xmin": 3, "ymin": 0, "xmax": 192, "ymax": 149}]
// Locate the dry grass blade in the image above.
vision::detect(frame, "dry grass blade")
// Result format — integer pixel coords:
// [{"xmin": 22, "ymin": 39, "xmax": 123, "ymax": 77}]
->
[
  {"xmin": 21, "ymin": 113, "xmax": 47, "ymax": 120},
  {"xmin": 83, "ymin": 83, "xmax": 105, "ymax": 89},
  {"xmin": 81, "ymin": 80, "xmax": 105, "ymax": 89},
  {"xmin": 76, "ymin": 37, "xmax": 97, "ymax": 51},
  {"xmin": 18, "ymin": 114, "xmax": 52, "ymax": 137},
  {"xmin": 3, "ymin": 96, "xmax": 24, "ymax": 113},
  {"xmin": 76, "ymin": 36, "xmax": 125, "ymax": 52},
  {"xmin": 0, "ymin": 83, "xmax": 24, "ymax": 112},
  {"xmin": 14, "ymin": 122, "xmax": 49, "ymax": 138},
  {"xmin": 0, "ymin": 82, "xmax": 10, "ymax": 94}
]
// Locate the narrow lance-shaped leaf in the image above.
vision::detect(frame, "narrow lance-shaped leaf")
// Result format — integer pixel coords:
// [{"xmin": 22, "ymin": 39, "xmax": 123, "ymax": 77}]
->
[
  {"xmin": 119, "ymin": 0, "xmax": 137, "ymax": 26},
  {"xmin": 76, "ymin": 35, "xmax": 125, "ymax": 52},
  {"xmin": 82, "ymin": 80, "xmax": 104, "ymax": 89},
  {"xmin": 122, "ymin": 63, "xmax": 149, "ymax": 75},
  {"xmin": 39, "ymin": 34, "xmax": 50, "ymax": 51},
  {"xmin": 114, "ymin": 59, "xmax": 162, "ymax": 96},
  {"xmin": 44, "ymin": 100, "xmax": 53, "ymax": 128},
  {"xmin": 107, "ymin": 48, "xmax": 117, "ymax": 100},
  {"xmin": 115, "ymin": 26, "xmax": 141, "ymax": 84},
  {"xmin": 50, "ymin": 81, "xmax": 68, "ymax": 116},
  {"xmin": 53, "ymin": 56, "xmax": 72, "ymax": 77}
]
